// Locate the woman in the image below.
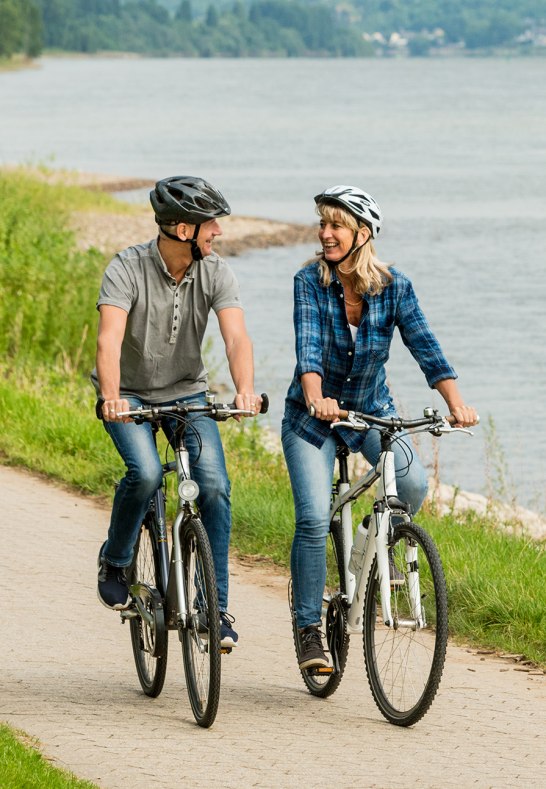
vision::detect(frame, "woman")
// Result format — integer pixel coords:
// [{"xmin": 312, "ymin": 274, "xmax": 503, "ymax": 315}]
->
[{"xmin": 282, "ymin": 185, "xmax": 478, "ymax": 670}]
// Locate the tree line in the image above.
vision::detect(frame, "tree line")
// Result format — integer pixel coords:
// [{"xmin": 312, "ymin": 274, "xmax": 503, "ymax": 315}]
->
[
  {"xmin": 2, "ymin": 0, "xmax": 371, "ymax": 58},
  {"xmin": 2, "ymin": 0, "xmax": 545, "ymax": 59}
]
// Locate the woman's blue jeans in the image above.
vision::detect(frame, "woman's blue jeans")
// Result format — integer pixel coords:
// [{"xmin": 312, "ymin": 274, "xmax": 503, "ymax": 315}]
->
[
  {"xmin": 102, "ymin": 393, "xmax": 232, "ymax": 612},
  {"xmin": 281, "ymin": 420, "xmax": 428, "ymax": 629}
]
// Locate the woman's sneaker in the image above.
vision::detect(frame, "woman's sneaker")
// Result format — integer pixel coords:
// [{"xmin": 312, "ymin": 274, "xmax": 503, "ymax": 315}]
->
[
  {"xmin": 220, "ymin": 612, "xmax": 239, "ymax": 649},
  {"xmin": 298, "ymin": 624, "xmax": 329, "ymax": 670},
  {"xmin": 97, "ymin": 548, "xmax": 131, "ymax": 610}
]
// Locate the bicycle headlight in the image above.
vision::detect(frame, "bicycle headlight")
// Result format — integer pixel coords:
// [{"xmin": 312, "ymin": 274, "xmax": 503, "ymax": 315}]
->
[{"xmin": 178, "ymin": 479, "xmax": 199, "ymax": 501}]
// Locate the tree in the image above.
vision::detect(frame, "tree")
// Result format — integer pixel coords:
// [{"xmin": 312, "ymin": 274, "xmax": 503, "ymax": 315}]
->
[
  {"xmin": 0, "ymin": 0, "xmax": 42, "ymax": 58},
  {"xmin": 206, "ymin": 3, "xmax": 219, "ymax": 26},
  {"xmin": 175, "ymin": 0, "xmax": 192, "ymax": 21}
]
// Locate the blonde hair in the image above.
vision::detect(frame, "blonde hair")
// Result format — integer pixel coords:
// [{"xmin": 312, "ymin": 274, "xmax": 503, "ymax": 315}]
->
[{"xmin": 308, "ymin": 203, "xmax": 392, "ymax": 296}]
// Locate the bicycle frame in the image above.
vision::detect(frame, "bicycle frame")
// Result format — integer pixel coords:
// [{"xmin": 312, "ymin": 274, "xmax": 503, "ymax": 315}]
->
[
  {"xmin": 330, "ymin": 443, "xmax": 415, "ymax": 634},
  {"xmin": 126, "ymin": 424, "xmax": 200, "ymax": 633}
]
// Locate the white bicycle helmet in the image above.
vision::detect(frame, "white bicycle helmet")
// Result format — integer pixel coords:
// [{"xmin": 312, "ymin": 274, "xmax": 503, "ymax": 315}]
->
[{"xmin": 314, "ymin": 185, "xmax": 382, "ymax": 237}]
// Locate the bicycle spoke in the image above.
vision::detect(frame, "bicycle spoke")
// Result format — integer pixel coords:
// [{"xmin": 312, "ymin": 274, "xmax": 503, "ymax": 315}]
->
[
  {"xmin": 363, "ymin": 522, "xmax": 448, "ymax": 726},
  {"xmin": 129, "ymin": 520, "xmax": 168, "ymax": 697},
  {"xmin": 180, "ymin": 518, "xmax": 221, "ymax": 728}
]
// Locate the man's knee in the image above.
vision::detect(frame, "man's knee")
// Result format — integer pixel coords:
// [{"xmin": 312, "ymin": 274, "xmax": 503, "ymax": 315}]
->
[{"xmin": 126, "ymin": 462, "xmax": 163, "ymax": 497}]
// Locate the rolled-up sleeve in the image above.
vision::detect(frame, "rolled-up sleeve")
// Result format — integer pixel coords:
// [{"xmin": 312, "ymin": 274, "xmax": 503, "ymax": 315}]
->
[
  {"xmin": 396, "ymin": 277, "xmax": 457, "ymax": 387},
  {"xmin": 294, "ymin": 271, "xmax": 324, "ymax": 379}
]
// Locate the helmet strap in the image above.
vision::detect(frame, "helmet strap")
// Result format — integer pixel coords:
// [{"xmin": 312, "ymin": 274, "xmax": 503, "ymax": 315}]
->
[
  {"xmin": 189, "ymin": 224, "xmax": 203, "ymax": 261},
  {"xmin": 159, "ymin": 222, "xmax": 203, "ymax": 260},
  {"xmin": 321, "ymin": 231, "xmax": 370, "ymax": 268}
]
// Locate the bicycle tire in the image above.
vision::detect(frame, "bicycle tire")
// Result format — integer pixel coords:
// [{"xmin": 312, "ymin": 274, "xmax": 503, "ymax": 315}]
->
[
  {"xmin": 290, "ymin": 517, "xmax": 350, "ymax": 698},
  {"xmin": 129, "ymin": 518, "xmax": 168, "ymax": 697},
  {"xmin": 363, "ymin": 521, "xmax": 448, "ymax": 726},
  {"xmin": 180, "ymin": 516, "xmax": 221, "ymax": 728}
]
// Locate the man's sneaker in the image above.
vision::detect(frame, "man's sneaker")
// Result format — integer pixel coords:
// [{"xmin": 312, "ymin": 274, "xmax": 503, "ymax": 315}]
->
[
  {"xmin": 389, "ymin": 547, "xmax": 405, "ymax": 587},
  {"xmin": 220, "ymin": 612, "xmax": 238, "ymax": 649},
  {"xmin": 298, "ymin": 624, "xmax": 329, "ymax": 670},
  {"xmin": 97, "ymin": 548, "xmax": 131, "ymax": 610}
]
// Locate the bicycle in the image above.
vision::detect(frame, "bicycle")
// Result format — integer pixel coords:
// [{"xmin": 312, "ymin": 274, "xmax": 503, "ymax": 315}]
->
[
  {"xmin": 289, "ymin": 406, "xmax": 476, "ymax": 727},
  {"xmin": 111, "ymin": 393, "xmax": 268, "ymax": 728}
]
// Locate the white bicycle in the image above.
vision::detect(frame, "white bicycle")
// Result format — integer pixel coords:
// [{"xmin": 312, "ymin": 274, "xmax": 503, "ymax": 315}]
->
[{"xmin": 289, "ymin": 406, "xmax": 475, "ymax": 727}]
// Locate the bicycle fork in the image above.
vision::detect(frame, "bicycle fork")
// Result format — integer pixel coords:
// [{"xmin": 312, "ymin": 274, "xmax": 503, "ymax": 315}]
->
[
  {"xmin": 345, "ymin": 449, "xmax": 423, "ymax": 632},
  {"xmin": 168, "ymin": 442, "xmax": 200, "ymax": 633}
]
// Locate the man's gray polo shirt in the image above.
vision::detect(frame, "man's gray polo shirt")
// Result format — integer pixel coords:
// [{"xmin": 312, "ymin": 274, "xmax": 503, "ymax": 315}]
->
[{"xmin": 91, "ymin": 238, "xmax": 242, "ymax": 402}]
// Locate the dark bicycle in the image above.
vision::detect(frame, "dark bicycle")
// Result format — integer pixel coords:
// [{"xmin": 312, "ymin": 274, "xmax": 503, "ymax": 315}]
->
[{"xmin": 113, "ymin": 393, "xmax": 268, "ymax": 728}]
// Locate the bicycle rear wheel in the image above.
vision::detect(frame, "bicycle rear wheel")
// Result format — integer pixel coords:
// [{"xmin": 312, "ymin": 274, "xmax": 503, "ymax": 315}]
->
[
  {"xmin": 363, "ymin": 522, "xmax": 448, "ymax": 726},
  {"xmin": 180, "ymin": 517, "xmax": 221, "ymax": 728},
  {"xmin": 290, "ymin": 517, "xmax": 350, "ymax": 698},
  {"xmin": 129, "ymin": 517, "xmax": 168, "ymax": 697}
]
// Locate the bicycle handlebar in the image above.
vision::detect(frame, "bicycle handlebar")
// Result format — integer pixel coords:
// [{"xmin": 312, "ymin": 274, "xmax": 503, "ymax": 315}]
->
[
  {"xmin": 117, "ymin": 393, "xmax": 269, "ymax": 422},
  {"xmin": 307, "ymin": 403, "xmax": 478, "ymax": 433}
]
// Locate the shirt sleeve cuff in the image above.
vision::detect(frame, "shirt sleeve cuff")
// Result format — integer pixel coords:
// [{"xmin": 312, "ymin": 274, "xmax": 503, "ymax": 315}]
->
[
  {"xmin": 427, "ymin": 370, "xmax": 458, "ymax": 388},
  {"xmin": 296, "ymin": 362, "xmax": 324, "ymax": 378}
]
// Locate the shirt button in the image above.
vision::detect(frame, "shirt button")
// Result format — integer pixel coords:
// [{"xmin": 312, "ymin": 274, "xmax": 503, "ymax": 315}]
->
[
  {"xmin": 348, "ymin": 351, "xmax": 353, "ymax": 356},
  {"xmin": 346, "ymin": 377, "xmax": 351, "ymax": 381},
  {"xmin": 340, "ymin": 401, "xmax": 345, "ymax": 405}
]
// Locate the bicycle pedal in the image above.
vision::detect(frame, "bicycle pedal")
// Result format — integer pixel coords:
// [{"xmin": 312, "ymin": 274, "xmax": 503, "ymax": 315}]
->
[
  {"xmin": 220, "ymin": 647, "xmax": 233, "ymax": 655},
  {"xmin": 120, "ymin": 607, "xmax": 138, "ymax": 621},
  {"xmin": 308, "ymin": 665, "xmax": 334, "ymax": 675}
]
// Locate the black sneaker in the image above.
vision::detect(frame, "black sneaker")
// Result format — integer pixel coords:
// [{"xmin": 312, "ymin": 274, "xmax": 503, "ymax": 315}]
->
[
  {"xmin": 220, "ymin": 612, "xmax": 238, "ymax": 649},
  {"xmin": 97, "ymin": 548, "xmax": 131, "ymax": 610},
  {"xmin": 389, "ymin": 547, "xmax": 405, "ymax": 587},
  {"xmin": 298, "ymin": 624, "xmax": 329, "ymax": 670}
]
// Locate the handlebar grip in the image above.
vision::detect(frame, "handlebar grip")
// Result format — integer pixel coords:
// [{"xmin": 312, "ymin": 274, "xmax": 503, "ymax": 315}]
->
[
  {"xmin": 259, "ymin": 393, "xmax": 269, "ymax": 414},
  {"xmin": 308, "ymin": 403, "xmax": 349, "ymax": 420},
  {"xmin": 446, "ymin": 413, "xmax": 480, "ymax": 425}
]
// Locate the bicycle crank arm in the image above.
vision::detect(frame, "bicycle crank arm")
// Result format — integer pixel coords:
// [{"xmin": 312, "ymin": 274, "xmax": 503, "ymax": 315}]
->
[{"xmin": 129, "ymin": 583, "xmax": 159, "ymax": 628}]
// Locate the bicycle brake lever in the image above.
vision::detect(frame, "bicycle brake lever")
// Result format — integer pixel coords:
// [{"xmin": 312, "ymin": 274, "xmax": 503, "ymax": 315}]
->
[
  {"xmin": 433, "ymin": 420, "xmax": 474, "ymax": 436},
  {"xmin": 330, "ymin": 413, "xmax": 369, "ymax": 430}
]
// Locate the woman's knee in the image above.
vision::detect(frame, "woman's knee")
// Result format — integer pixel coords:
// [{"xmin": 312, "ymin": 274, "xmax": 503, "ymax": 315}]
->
[{"xmin": 398, "ymin": 468, "xmax": 428, "ymax": 515}]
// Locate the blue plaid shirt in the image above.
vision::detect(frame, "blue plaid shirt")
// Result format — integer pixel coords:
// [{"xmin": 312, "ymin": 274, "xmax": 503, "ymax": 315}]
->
[{"xmin": 284, "ymin": 262, "xmax": 457, "ymax": 452}]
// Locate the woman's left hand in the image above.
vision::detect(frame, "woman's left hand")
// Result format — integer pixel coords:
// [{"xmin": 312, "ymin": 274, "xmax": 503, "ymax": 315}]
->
[{"xmin": 449, "ymin": 404, "xmax": 479, "ymax": 427}]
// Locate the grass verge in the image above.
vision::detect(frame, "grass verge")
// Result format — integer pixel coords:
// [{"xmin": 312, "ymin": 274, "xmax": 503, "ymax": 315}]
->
[{"xmin": 0, "ymin": 724, "xmax": 98, "ymax": 789}]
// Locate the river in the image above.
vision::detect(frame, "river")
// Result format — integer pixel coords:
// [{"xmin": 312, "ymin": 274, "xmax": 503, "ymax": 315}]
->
[{"xmin": 1, "ymin": 55, "xmax": 545, "ymax": 507}]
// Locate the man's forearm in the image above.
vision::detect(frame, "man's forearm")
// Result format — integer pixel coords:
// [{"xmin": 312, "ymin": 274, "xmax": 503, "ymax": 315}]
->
[
  {"xmin": 96, "ymin": 345, "xmax": 121, "ymax": 401},
  {"xmin": 225, "ymin": 335, "xmax": 255, "ymax": 393}
]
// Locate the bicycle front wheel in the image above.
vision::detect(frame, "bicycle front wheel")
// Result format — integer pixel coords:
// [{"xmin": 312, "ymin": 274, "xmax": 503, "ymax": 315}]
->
[
  {"xmin": 180, "ymin": 517, "xmax": 221, "ymax": 728},
  {"xmin": 129, "ymin": 518, "xmax": 168, "ymax": 697},
  {"xmin": 363, "ymin": 522, "xmax": 448, "ymax": 726}
]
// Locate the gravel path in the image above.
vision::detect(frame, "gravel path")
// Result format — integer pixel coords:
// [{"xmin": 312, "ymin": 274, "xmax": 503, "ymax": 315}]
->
[{"xmin": 1, "ymin": 464, "xmax": 544, "ymax": 789}]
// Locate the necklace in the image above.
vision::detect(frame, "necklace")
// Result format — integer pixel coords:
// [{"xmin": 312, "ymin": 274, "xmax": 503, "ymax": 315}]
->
[{"xmin": 344, "ymin": 295, "xmax": 363, "ymax": 306}]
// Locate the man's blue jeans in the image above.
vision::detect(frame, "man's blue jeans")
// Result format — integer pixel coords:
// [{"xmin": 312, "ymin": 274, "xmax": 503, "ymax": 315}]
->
[
  {"xmin": 102, "ymin": 393, "xmax": 232, "ymax": 612},
  {"xmin": 281, "ymin": 420, "xmax": 428, "ymax": 629}
]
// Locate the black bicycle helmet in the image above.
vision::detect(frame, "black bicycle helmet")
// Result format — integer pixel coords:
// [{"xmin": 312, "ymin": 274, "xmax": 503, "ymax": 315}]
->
[{"xmin": 150, "ymin": 175, "xmax": 231, "ymax": 225}]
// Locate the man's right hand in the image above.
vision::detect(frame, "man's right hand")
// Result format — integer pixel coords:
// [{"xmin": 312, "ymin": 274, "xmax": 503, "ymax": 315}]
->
[{"xmin": 101, "ymin": 397, "xmax": 131, "ymax": 423}]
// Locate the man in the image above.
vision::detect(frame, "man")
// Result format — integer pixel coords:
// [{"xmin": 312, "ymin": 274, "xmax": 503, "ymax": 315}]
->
[{"xmin": 91, "ymin": 175, "xmax": 261, "ymax": 649}]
